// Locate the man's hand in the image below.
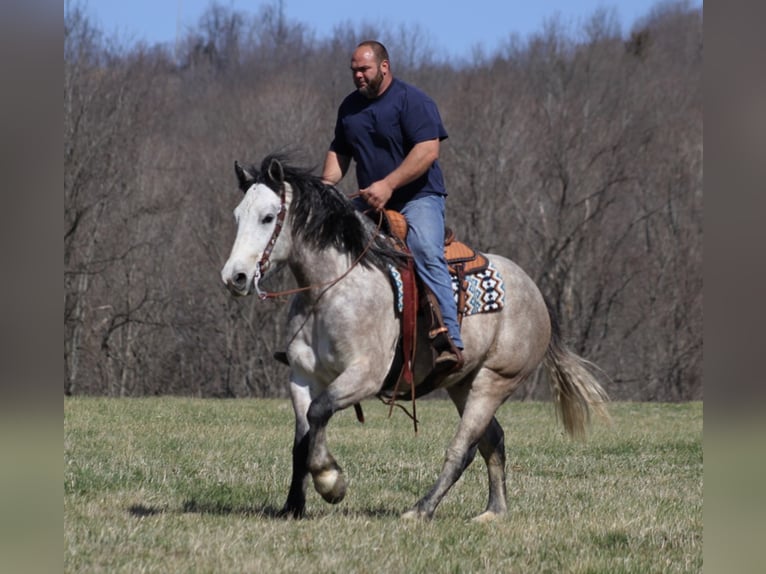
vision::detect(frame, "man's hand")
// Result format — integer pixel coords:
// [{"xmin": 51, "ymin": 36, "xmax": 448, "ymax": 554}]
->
[
  {"xmin": 359, "ymin": 139, "xmax": 439, "ymax": 209},
  {"xmin": 360, "ymin": 180, "xmax": 394, "ymax": 211}
]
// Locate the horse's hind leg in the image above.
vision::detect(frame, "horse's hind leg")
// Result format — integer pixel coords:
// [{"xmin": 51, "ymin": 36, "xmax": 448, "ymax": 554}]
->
[
  {"xmin": 402, "ymin": 371, "xmax": 510, "ymax": 521},
  {"xmin": 446, "ymin": 381, "xmax": 508, "ymax": 521},
  {"xmin": 472, "ymin": 417, "xmax": 507, "ymax": 521}
]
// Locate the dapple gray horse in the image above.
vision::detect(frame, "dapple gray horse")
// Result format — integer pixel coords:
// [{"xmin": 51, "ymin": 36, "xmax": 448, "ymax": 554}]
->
[{"xmin": 221, "ymin": 154, "xmax": 609, "ymax": 521}]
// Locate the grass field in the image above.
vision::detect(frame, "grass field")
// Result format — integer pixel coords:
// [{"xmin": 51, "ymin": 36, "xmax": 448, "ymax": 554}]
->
[{"xmin": 65, "ymin": 398, "xmax": 702, "ymax": 573}]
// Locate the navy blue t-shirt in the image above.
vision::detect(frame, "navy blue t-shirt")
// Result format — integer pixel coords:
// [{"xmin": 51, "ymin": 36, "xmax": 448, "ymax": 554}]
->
[{"xmin": 330, "ymin": 78, "xmax": 448, "ymax": 207}]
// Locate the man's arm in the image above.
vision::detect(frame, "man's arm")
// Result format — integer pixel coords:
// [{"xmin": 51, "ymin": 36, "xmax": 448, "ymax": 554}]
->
[
  {"xmin": 322, "ymin": 150, "xmax": 351, "ymax": 185},
  {"xmin": 361, "ymin": 138, "xmax": 440, "ymax": 210}
]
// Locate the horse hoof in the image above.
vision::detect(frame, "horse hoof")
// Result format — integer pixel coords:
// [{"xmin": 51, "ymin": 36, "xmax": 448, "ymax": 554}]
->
[
  {"xmin": 313, "ymin": 468, "xmax": 346, "ymax": 504},
  {"xmin": 472, "ymin": 511, "xmax": 502, "ymax": 523},
  {"xmin": 401, "ymin": 508, "xmax": 431, "ymax": 521}
]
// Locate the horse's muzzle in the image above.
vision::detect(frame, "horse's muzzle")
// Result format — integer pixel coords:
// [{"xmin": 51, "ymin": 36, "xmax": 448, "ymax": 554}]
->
[
  {"xmin": 222, "ymin": 261, "xmax": 271, "ymax": 298},
  {"xmin": 221, "ymin": 265, "xmax": 253, "ymax": 297},
  {"xmin": 228, "ymin": 272, "xmax": 250, "ymax": 294}
]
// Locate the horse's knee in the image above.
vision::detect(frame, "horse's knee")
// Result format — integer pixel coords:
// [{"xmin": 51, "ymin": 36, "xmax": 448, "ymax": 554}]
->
[{"xmin": 307, "ymin": 393, "xmax": 335, "ymax": 427}]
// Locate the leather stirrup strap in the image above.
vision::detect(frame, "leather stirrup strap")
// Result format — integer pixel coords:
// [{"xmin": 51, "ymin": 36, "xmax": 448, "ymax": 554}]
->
[
  {"xmin": 454, "ymin": 263, "xmax": 466, "ymax": 328},
  {"xmin": 387, "ymin": 259, "xmax": 419, "ymax": 432}
]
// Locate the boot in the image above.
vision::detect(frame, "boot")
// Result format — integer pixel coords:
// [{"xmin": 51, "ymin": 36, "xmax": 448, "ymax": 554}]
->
[
  {"xmin": 431, "ymin": 329, "xmax": 464, "ymax": 374},
  {"xmin": 422, "ymin": 289, "xmax": 464, "ymax": 374},
  {"xmin": 434, "ymin": 346, "xmax": 464, "ymax": 373}
]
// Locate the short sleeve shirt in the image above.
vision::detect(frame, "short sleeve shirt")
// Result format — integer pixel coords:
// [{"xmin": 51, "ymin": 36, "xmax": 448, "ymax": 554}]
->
[{"xmin": 330, "ymin": 78, "xmax": 448, "ymax": 206}]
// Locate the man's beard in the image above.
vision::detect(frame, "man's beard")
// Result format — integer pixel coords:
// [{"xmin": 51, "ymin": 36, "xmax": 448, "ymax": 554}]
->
[{"xmin": 359, "ymin": 69, "xmax": 384, "ymax": 98}]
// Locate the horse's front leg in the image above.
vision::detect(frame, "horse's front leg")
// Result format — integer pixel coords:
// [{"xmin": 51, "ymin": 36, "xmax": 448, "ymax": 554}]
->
[
  {"xmin": 306, "ymin": 392, "xmax": 346, "ymax": 503},
  {"xmin": 280, "ymin": 378, "xmax": 312, "ymax": 518},
  {"xmin": 306, "ymin": 363, "xmax": 383, "ymax": 505}
]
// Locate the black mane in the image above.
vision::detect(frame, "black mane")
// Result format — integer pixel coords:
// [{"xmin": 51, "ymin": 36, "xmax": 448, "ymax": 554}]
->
[{"xmin": 249, "ymin": 153, "xmax": 408, "ymax": 271}]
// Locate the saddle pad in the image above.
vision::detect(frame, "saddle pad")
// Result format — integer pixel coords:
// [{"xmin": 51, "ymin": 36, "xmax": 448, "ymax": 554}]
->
[
  {"xmin": 451, "ymin": 261, "xmax": 505, "ymax": 316},
  {"xmin": 388, "ymin": 264, "xmax": 405, "ymax": 313},
  {"xmin": 388, "ymin": 261, "xmax": 505, "ymax": 317}
]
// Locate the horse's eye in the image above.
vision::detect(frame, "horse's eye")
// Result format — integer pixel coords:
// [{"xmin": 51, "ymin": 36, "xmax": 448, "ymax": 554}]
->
[{"xmin": 262, "ymin": 214, "xmax": 275, "ymax": 224}]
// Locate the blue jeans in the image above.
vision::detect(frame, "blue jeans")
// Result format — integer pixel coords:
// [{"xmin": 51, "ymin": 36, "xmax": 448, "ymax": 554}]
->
[{"xmin": 396, "ymin": 194, "xmax": 464, "ymax": 350}]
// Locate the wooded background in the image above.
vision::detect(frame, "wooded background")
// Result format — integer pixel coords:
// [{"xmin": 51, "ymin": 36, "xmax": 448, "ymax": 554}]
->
[{"xmin": 64, "ymin": 1, "xmax": 702, "ymax": 401}]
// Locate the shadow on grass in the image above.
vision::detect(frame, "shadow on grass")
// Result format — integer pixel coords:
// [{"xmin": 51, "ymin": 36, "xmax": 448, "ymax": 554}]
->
[
  {"xmin": 180, "ymin": 498, "xmax": 284, "ymax": 518},
  {"xmin": 128, "ymin": 504, "xmax": 166, "ymax": 517},
  {"xmin": 336, "ymin": 506, "xmax": 402, "ymax": 519},
  {"xmin": 127, "ymin": 501, "xmax": 284, "ymax": 518},
  {"xmin": 127, "ymin": 501, "xmax": 402, "ymax": 520}
]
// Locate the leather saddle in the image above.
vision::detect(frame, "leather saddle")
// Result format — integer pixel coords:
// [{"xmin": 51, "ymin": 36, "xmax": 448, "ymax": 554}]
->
[{"xmin": 380, "ymin": 209, "xmax": 489, "ymax": 325}]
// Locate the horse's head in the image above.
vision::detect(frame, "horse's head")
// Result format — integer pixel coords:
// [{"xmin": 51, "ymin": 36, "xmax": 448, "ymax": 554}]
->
[{"xmin": 221, "ymin": 157, "xmax": 293, "ymax": 297}]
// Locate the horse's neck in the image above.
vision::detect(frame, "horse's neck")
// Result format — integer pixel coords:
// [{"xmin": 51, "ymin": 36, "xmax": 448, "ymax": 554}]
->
[{"xmin": 288, "ymin": 243, "xmax": 356, "ymax": 287}]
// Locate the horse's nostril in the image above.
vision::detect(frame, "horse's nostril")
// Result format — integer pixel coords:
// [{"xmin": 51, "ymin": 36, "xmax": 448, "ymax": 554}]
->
[{"xmin": 233, "ymin": 272, "xmax": 248, "ymax": 289}]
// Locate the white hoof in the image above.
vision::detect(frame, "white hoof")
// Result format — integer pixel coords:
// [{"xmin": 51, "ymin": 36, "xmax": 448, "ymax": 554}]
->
[
  {"xmin": 312, "ymin": 468, "xmax": 346, "ymax": 503},
  {"xmin": 313, "ymin": 469, "xmax": 339, "ymax": 496},
  {"xmin": 401, "ymin": 508, "xmax": 429, "ymax": 521},
  {"xmin": 472, "ymin": 511, "xmax": 501, "ymax": 523}
]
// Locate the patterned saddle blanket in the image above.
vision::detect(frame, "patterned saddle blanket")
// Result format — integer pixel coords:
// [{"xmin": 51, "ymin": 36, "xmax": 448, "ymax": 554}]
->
[{"xmin": 389, "ymin": 261, "xmax": 505, "ymax": 317}]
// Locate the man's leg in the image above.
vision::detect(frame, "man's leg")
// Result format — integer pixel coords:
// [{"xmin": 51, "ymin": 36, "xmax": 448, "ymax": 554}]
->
[{"xmin": 400, "ymin": 194, "xmax": 464, "ymax": 369}]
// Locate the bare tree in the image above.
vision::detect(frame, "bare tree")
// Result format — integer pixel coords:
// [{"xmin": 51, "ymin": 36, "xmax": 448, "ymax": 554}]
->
[{"xmin": 64, "ymin": 0, "xmax": 702, "ymax": 401}]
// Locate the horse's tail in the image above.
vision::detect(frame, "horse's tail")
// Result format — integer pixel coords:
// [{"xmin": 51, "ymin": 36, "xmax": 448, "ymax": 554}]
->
[{"xmin": 542, "ymin": 299, "xmax": 611, "ymax": 439}]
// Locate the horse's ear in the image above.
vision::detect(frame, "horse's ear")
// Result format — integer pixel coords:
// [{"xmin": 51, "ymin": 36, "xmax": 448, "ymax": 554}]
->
[
  {"xmin": 266, "ymin": 157, "xmax": 285, "ymax": 185},
  {"xmin": 234, "ymin": 161, "xmax": 255, "ymax": 193}
]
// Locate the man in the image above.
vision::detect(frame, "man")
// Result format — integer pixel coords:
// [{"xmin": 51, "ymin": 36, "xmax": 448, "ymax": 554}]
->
[{"xmin": 321, "ymin": 40, "xmax": 464, "ymax": 372}]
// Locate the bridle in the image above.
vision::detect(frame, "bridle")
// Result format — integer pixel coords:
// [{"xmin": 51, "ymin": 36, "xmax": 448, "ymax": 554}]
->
[
  {"xmin": 253, "ymin": 180, "xmax": 288, "ymax": 299},
  {"xmin": 252, "ymin": 184, "xmax": 382, "ymax": 300}
]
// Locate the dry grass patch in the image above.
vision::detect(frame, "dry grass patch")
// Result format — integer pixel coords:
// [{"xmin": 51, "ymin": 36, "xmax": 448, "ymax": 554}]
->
[{"xmin": 65, "ymin": 398, "xmax": 701, "ymax": 573}]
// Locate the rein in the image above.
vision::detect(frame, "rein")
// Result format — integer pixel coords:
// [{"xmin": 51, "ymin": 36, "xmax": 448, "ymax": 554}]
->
[{"xmin": 253, "ymin": 189, "xmax": 383, "ymax": 300}]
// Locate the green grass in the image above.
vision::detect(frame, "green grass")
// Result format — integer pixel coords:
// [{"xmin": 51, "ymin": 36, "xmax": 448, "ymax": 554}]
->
[{"xmin": 65, "ymin": 398, "xmax": 702, "ymax": 573}]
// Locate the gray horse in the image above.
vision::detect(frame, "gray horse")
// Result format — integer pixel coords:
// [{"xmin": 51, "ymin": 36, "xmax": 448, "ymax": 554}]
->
[{"xmin": 221, "ymin": 154, "xmax": 609, "ymax": 521}]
